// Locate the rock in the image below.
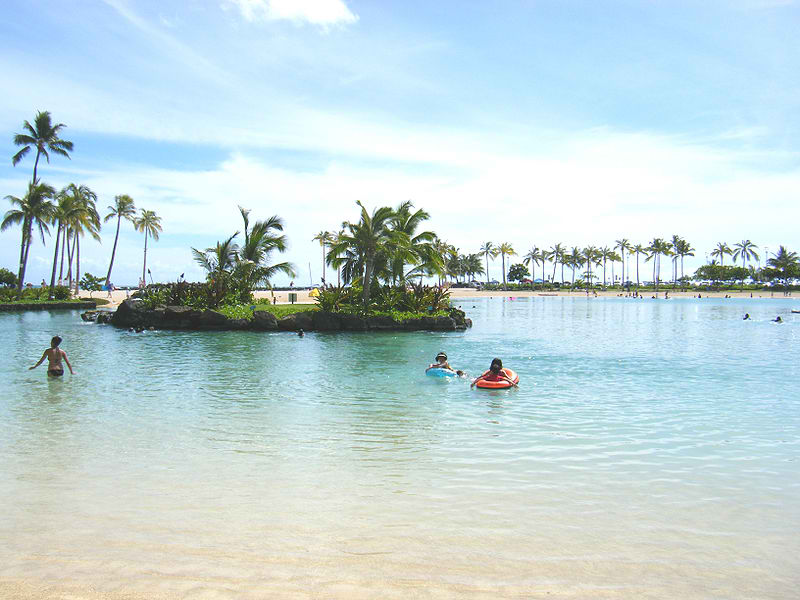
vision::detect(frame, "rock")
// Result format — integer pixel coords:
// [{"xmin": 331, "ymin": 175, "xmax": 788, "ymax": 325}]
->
[
  {"xmin": 111, "ymin": 299, "xmax": 145, "ymax": 328},
  {"xmin": 252, "ymin": 310, "xmax": 279, "ymax": 331},
  {"xmin": 312, "ymin": 311, "xmax": 341, "ymax": 331},
  {"xmin": 81, "ymin": 310, "xmax": 98, "ymax": 322},
  {"xmin": 196, "ymin": 310, "xmax": 230, "ymax": 329},
  {"xmin": 366, "ymin": 315, "xmax": 397, "ymax": 330},
  {"xmin": 338, "ymin": 313, "xmax": 368, "ymax": 331},
  {"xmin": 277, "ymin": 311, "xmax": 314, "ymax": 331}
]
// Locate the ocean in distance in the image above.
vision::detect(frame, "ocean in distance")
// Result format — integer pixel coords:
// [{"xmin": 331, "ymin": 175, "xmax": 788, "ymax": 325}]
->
[{"xmin": 1, "ymin": 296, "xmax": 798, "ymax": 599}]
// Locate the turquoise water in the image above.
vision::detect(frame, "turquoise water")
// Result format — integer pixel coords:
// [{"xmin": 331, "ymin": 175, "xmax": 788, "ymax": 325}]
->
[{"xmin": 1, "ymin": 297, "xmax": 798, "ymax": 599}]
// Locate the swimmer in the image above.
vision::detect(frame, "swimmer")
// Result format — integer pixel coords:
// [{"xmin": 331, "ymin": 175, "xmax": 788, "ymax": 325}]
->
[
  {"xmin": 29, "ymin": 335, "xmax": 73, "ymax": 377},
  {"xmin": 298, "ymin": 328, "xmax": 305, "ymax": 337},
  {"xmin": 471, "ymin": 358, "xmax": 518, "ymax": 388},
  {"xmin": 743, "ymin": 313, "xmax": 751, "ymax": 320},
  {"xmin": 427, "ymin": 352, "xmax": 463, "ymax": 376},
  {"xmin": 773, "ymin": 316, "xmax": 783, "ymax": 323}
]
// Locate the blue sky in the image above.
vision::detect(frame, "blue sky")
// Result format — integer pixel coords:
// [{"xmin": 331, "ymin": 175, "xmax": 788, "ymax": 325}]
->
[{"xmin": 2, "ymin": 0, "xmax": 799, "ymax": 286}]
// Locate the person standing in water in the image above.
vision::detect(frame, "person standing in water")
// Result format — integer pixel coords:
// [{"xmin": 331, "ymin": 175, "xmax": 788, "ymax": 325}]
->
[{"xmin": 29, "ymin": 336, "xmax": 74, "ymax": 377}]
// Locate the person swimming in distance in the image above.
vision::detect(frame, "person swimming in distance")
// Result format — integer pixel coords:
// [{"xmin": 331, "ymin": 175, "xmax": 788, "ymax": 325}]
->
[
  {"xmin": 471, "ymin": 358, "xmax": 518, "ymax": 388},
  {"xmin": 743, "ymin": 313, "xmax": 751, "ymax": 320},
  {"xmin": 773, "ymin": 316, "xmax": 783, "ymax": 323},
  {"xmin": 298, "ymin": 328, "xmax": 305, "ymax": 337},
  {"xmin": 427, "ymin": 352, "xmax": 463, "ymax": 376},
  {"xmin": 29, "ymin": 335, "xmax": 73, "ymax": 377}
]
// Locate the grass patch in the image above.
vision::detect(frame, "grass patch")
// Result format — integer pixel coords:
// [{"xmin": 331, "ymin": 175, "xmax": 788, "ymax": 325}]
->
[{"xmin": 254, "ymin": 303, "xmax": 317, "ymax": 318}]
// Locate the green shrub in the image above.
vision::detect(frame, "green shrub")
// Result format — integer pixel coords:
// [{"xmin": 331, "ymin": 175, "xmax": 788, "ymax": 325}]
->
[
  {"xmin": 0, "ymin": 267, "xmax": 17, "ymax": 287},
  {"xmin": 52, "ymin": 285, "xmax": 71, "ymax": 300},
  {"xmin": 0, "ymin": 287, "xmax": 18, "ymax": 302}
]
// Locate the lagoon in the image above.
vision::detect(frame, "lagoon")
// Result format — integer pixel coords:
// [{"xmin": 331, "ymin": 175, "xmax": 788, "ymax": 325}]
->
[{"xmin": 1, "ymin": 297, "xmax": 798, "ymax": 599}]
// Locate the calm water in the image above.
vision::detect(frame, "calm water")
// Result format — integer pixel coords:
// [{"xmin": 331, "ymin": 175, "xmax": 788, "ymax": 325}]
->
[{"xmin": 1, "ymin": 297, "xmax": 798, "ymax": 599}]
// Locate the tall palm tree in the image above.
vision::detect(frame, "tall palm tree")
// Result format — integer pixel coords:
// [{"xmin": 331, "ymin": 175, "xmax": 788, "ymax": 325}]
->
[
  {"xmin": 710, "ymin": 242, "xmax": 732, "ymax": 266},
  {"xmin": 327, "ymin": 201, "xmax": 396, "ymax": 304},
  {"xmin": 732, "ymin": 239, "xmax": 759, "ymax": 290},
  {"xmin": 12, "ymin": 111, "xmax": 73, "ymax": 186},
  {"xmin": 766, "ymin": 246, "xmax": 798, "ymax": 286},
  {"xmin": 633, "ymin": 243, "xmax": 645, "ymax": 288},
  {"xmin": 48, "ymin": 188, "xmax": 80, "ymax": 291},
  {"xmin": 479, "ymin": 242, "xmax": 497, "ymax": 284},
  {"xmin": 582, "ymin": 246, "xmax": 599, "ymax": 288},
  {"xmin": 312, "ymin": 230, "xmax": 332, "ymax": 285},
  {"xmin": 675, "ymin": 238, "xmax": 694, "ymax": 290},
  {"xmin": 103, "ymin": 194, "xmax": 136, "ymax": 286},
  {"xmin": 599, "ymin": 246, "xmax": 613, "ymax": 287},
  {"xmin": 498, "ymin": 242, "xmax": 516, "ymax": 290},
  {"xmin": 134, "ymin": 209, "xmax": 163, "ymax": 284},
  {"xmin": 523, "ymin": 246, "xmax": 542, "ymax": 289},
  {"xmin": 550, "ymin": 243, "xmax": 565, "ymax": 284},
  {"xmin": 645, "ymin": 238, "xmax": 671, "ymax": 291},
  {"xmin": 615, "ymin": 239, "xmax": 632, "ymax": 289},
  {"xmin": 62, "ymin": 184, "xmax": 100, "ymax": 292},
  {"xmin": 2, "ymin": 181, "xmax": 56, "ymax": 292}
]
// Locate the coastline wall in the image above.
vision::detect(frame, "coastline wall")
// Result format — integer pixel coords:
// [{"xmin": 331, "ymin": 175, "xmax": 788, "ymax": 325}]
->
[{"xmin": 0, "ymin": 301, "xmax": 97, "ymax": 312}]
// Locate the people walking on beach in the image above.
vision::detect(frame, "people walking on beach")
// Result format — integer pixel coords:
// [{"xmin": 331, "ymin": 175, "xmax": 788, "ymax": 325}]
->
[
  {"xmin": 29, "ymin": 336, "xmax": 73, "ymax": 377},
  {"xmin": 471, "ymin": 358, "xmax": 518, "ymax": 388}
]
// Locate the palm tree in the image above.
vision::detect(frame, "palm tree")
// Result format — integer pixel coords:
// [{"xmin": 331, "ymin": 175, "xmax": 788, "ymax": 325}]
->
[
  {"xmin": 2, "ymin": 181, "xmax": 56, "ymax": 292},
  {"xmin": 523, "ymin": 246, "xmax": 542, "ymax": 289},
  {"xmin": 134, "ymin": 209, "xmax": 163, "ymax": 284},
  {"xmin": 583, "ymin": 246, "xmax": 599, "ymax": 288},
  {"xmin": 732, "ymin": 240, "xmax": 759, "ymax": 290},
  {"xmin": 48, "ymin": 190, "xmax": 77, "ymax": 291},
  {"xmin": 550, "ymin": 243, "xmax": 565, "ymax": 284},
  {"xmin": 645, "ymin": 238, "xmax": 671, "ymax": 291},
  {"xmin": 238, "ymin": 209, "xmax": 295, "ymax": 287},
  {"xmin": 327, "ymin": 201, "xmax": 396, "ymax": 304},
  {"xmin": 12, "ymin": 111, "xmax": 73, "ymax": 186},
  {"xmin": 390, "ymin": 201, "xmax": 436, "ymax": 284},
  {"xmin": 498, "ymin": 242, "xmax": 516, "ymax": 290},
  {"xmin": 615, "ymin": 239, "xmax": 631, "ymax": 289},
  {"xmin": 312, "ymin": 230, "xmax": 331, "ymax": 285},
  {"xmin": 479, "ymin": 242, "xmax": 497, "ymax": 284},
  {"xmin": 103, "ymin": 194, "xmax": 136, "ymax": 286},
  {"xmin": 61, "ymin": 184, "xmax": 100, "ymax": 292},
  {"xmin": 599, "ymin": 246, "xmax": 613, "ymax": 287},
  {"xmin": 675, "ymin": 239, "xmax": 694, "ymax": 290},
  {"xmin": 766, "ymin": 246, "xmax": 799, "ymax": 285},
  {"xmin": 633, "ymin": 243, "xmax": 645, "ymax": 288},
  {"xmin": 710, "ymin": 242, "xmax": 732, "ymax": 266}
]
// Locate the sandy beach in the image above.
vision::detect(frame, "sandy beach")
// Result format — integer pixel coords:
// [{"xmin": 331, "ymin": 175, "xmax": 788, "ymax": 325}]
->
[{"xmin": 78, "ymin": 287, "xmax": 792, "ymax": 310}]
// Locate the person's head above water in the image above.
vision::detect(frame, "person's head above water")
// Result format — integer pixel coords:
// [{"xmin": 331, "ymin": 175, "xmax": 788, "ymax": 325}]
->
[
  {"xmin": 489, "ymin": 358, "xmax": 503, "ymax": 373},
  {"xmin": 51, "ymin": 335, "xmax": 62, "ymax": 348},
  {"xmin": 436, "ymin": 352, "xmax": 447, "ymax": 363}
]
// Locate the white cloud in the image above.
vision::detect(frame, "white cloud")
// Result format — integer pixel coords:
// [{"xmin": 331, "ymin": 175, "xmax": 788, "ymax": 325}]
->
[{"xmin": 225, "ymin": 0, "xmax": 358, "ymax": 27}]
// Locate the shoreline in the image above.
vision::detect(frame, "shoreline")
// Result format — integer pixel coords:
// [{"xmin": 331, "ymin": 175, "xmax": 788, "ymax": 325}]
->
[{"xmin": 78, "ymin": 287, "xmax": 794, "ymax": 310}]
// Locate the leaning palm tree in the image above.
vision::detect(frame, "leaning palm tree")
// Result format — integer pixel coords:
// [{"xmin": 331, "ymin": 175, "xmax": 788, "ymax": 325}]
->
[
  {"xmin": 12, "ymin": 111, "xmax": 73, "ymax": 186},
  {"xmin": 479, "ymin": 242, "xmax": 497, "ymax": 284},
  {"xmin": 675, "ymin": 238, "xmax": 694, "ymax": 290},
  {"xmin": 498, "ymin": 242, "xmax": 516, "ymax": 290},
  {"xmin": 238, "ymin": 209, "xmax": 295, "ymax": 288},
  {"xmin": 103, "ymin": 194, "xmax": 136, "ymax": 286},
  {"xmin": 549, "ymin": 243, "xmax": 565, "ymax": 284},
  {"xmin": 766, "ymin": 246, "xmax": 798, "ymax": 286},
  {"xmin": 2, "ymin": 181, "xmax": 56, "ymax": 292},
  {"xmin": 48, "ymin": 190, "xmax": 78, "ymax": 291},
  {"xmin": 390, "ymin": 201, "xmax": 436, "ymax": 284},
  {"xmin": 710, "ymin": 242, "xmax": 732, "ymax": 267},
  {"xmin": 134, "ymin": 209, "xmax": 163, "ymax": 284},
  {"xmin": 523, "ymin": 246, "xmax": 542, "ymax": 289}
]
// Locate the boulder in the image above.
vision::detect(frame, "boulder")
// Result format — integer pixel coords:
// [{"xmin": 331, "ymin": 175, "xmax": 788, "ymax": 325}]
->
[
  {"xmin": 111, "ymin": 299, "xmax": 145, "ymax": 328},
  {"xmin": 338, "ymin": 313, "xmax": 368, "ymax": 331},
  {"xmin": 196, "ymin": 310, "xmax": 230, "ymax": 329},
  {"xmin": 81, "ymin": 310, "xmax": 98, "ymax": 322},
  {"xmin": 252, "ymin": 310, "xmax": 279, "ymax": 331},
  {"xmin": 277, "ymin": 311, "xmax": 314, "ymax": 331},
  {"xmin": 312, "ymin": 311, "xmax": 341, "ymax": 331},
  {"xmin": 366, "ymin": 315, "xmax": 398, "ymax": 330}
]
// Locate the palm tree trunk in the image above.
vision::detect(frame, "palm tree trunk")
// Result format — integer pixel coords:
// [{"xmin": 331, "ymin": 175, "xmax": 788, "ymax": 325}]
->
[
  {"xmin": 105, "ymin": 215, "xmax": 121, "ymax": 285},
  {"xmin": 67, "ymin": 230, "xmax": 76, "ymax": 288},
  {"xmin": 59, "ymin": 232, "xmax": 66, "ymax": 281},
  {"xmin": 16, "ymin": 217, "xmax": 30, "ymax": 292},
  {"xmin": 485, "ymin": 253, "xmax": 490, "ymax": 284},
  {"xmin": 75, "ymin": 234, "xmax": 81, "ymax": 293},
  {"xmin": 502, "ymin": 254, "xmax": 507, "ymax": 290},
  {"xmin": 636, "ymin": 254, "xmax": 640, "ymax": 287},
  {"xmin": 49, "ymin": 223, "xmax": 61, "ymax": 292},
  {"xmin": 142, "ymin": 230, "xmax": 149, "ymax": 283},
  {"xmin": 363, "ymin": 255, "xmax": 374, "ymax": 304},
  {"xmin": 66, "ymin": 231, "xmax": 73, "ymax": 286},
  {"xmin": 530, "ymin": 262, "xmax": 535, "ymax": 290},
  {"xmin": 321, "ymin": 243, "xmax": 326, "ymax": 285}
]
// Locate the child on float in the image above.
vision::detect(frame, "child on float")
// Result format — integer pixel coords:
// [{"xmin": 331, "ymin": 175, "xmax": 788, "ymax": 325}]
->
[
  {"xmin": 471, "ymin": 357, "xmax": 517, "ymax": 388},
  {"xmin": 427, "ymin": 352, "xmax": 464, "ymax": 376}
]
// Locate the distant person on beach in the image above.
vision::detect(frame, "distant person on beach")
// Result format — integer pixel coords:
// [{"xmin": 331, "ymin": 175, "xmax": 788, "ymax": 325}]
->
[
  {"xmin": 29, "ymin": 336, "xmax": 73, "ymax": 377},
  {"xmin": 41, "ymin": 278, "xmax": 46, "ymax": 288},
  {"xmin": 106, "ymin": 282, "xmax": 115, "ymax": 298},
  {"xmin": 743, "ymin": 313, "xmax": 751, "ymax": 320},
  {"xmin": 471, "ymin": 358, "xmax": 517, "ymax": 388}
]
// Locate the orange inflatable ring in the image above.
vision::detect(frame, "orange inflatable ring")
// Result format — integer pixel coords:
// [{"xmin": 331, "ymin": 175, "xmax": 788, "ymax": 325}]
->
[{"xmin": 475, "ymin": 368, "xmax": 519, "ymax": 389}]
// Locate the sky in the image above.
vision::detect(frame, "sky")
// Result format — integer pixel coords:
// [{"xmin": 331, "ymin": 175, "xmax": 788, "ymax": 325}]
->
[{"xmin": 1, "ymin": 0, "xmax": 799, "ymax": 286}]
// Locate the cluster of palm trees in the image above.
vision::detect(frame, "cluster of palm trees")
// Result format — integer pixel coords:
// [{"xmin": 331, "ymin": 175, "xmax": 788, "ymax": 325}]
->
[
  {"xmin": 469, "ymin": 237, "xmax": 776, "ymax": 291},
  {"xmin": 2, "ymin": 111, "xmax": 163, "ymax": 296},
  {"xmin": 313, "ymin": 200, "xmax": 440, "ymax": 305},
  {"xmin": 192, "ymin": 206, "xmax": 295, "ymax": 305}
]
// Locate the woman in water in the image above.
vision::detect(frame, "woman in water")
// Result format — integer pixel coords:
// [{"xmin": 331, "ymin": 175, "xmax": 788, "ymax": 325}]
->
[
  {"xmin": 30, "ymin": 335, "xmax": 74, "ymax": 377},
  {"xmin": 471, "ymin": 358, "xmax": 517, "ymax": 388}
]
